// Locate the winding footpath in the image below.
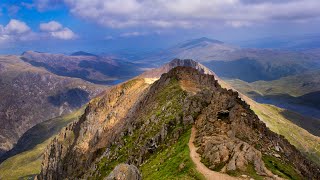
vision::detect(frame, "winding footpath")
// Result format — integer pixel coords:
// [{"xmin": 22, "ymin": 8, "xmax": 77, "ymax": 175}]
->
[{"xmin": 188, "ymin": 126, "xmax": 238, "ymax": 180}]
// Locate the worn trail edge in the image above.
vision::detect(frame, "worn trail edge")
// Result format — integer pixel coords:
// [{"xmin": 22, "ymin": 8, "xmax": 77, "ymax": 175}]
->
[{"xmin": 188, "ymin": 126, "xmax": 238, "ymax": 180}]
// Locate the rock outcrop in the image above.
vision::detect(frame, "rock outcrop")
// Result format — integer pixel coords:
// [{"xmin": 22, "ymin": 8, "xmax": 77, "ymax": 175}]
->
[
  {"xmin": 140, "ymin": 58, "xmax": 215, "ymax": 78},
  {"xmin": 105, "ymin": 164, "xmax": 141, "ymax": 180},
  {"xmin": 38, "ymin": 64, "xmax": 320, "ymax": 179}
]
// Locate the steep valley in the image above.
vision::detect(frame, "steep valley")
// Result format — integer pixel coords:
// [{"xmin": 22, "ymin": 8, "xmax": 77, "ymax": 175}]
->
[
  {"xmin": 0, "ymin": 55, "xmax": 106, "ymax": 158},
  {"xmin": 0, "ymin": 108, "xmax": 85, "ymax": 180},
  {"xmin": 225, "ymin": 71, "xmax": 320, "ymax": 120}
]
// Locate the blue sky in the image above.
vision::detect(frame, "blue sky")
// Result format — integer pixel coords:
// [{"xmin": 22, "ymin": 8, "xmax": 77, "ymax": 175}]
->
[{"xmin": 1, "ymin": 0, "xmax": 320, "ymax": 54}]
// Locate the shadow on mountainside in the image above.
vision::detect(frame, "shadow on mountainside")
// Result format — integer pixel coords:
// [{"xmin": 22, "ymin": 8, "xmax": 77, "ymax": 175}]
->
[{"xmin": 249, "ymin": 91, "xmax": 320, "ymax": 136}]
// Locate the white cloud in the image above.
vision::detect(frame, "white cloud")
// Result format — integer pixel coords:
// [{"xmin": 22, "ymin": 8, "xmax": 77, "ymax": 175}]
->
[
  {"xmin": 40, "ymin": 21, "xmax": 77, "ymax": 40},
  {"xmin": 50, "ymin": 27, "xmax": 76, "ymax": 40},
  {"xmin": 4, "ymin": 19, "xmax": 30, "ymax": 34},
  {"xmin": 63, "ymin": 0, "xmax": 320, "ymax": 28},
  {"xmin": 40, "ymin": 21, "xmax": 63, "ymax": 31},
  {"xmin": 0, "ymin": 19, "xmax": 33, "ymax": 44},
  {"xmin": 0, "ymin": 19, "xmax": 76, "ymax": 45}
]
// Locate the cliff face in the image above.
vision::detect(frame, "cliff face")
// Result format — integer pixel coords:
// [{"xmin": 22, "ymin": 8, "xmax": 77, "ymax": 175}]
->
[{"xmin": 39, "ymin": 66, "xmax": 320, "ymax": 179}]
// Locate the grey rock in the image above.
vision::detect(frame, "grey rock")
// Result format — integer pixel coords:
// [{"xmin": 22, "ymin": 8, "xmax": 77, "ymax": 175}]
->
[{"xmin": 105, "ymin": 164, "xmax": 141, "ymax": 180}]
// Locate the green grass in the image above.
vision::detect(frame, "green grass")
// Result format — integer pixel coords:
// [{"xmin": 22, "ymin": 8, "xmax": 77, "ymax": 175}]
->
[
  {"xmin": 0, "ymin": 139, "xmax": 51, "ymax": 180},
  {"xmin": 140, "ymin": 129, "xmax": 204, "ymax": 180},
  {"xmin": 226, "ymin": 163, "xmax": 263, "ymax": 180},
  {"xmin": 94, "ymin": 78, "xmax": 205, "ymax": 179},
  {"xmin": 251, "ymin": 104, "xmax": 320, "ymax": 166},
  {"xmin": 262, "ymin": 155, "xmax": 301, "ymax": 180},
  {"xmin": 225, "ymin": 70, "xmax": 320, "ymax": 97},
  {"xmin": 96, "ymin": 78, "xmax": 187, "ymax": 178},
  {"xmin": 0, "ymin": 108, "xmax": 84, "ymax": 180}
]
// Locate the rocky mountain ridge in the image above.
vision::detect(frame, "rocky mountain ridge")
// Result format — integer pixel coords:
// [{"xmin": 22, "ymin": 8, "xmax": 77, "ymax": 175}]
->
[{"xmin": 38, "ymin": 63, "xmax": 320, "ymax": 179}]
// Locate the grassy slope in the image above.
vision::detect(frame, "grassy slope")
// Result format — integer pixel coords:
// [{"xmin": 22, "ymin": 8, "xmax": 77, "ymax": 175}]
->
[
  {"xmin": 0, "ymin": 108, "xmax": 84, "ymax": 180},
  {"xmin": 225, "ymin": 70, "xmax": 320, "ymax": 97},
  {"xmin": 0, "ymin": 139, "xmax": 50, "ymax": 180},
  {"xmin": 251, "ymin": 103, "xmax": 320, "ymax": 165},
  {"xmin": 96, "ymin": 78, "xmax": 203, "ymax": 179},
  {"xmin": 141, "ymin": 129, "xmax": 204, "ymax": 180}
]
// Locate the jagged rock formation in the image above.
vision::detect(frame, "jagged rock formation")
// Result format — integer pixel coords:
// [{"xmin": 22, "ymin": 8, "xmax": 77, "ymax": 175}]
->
[
  {"xmin": 38, "ymin": 64, "xmax": 320, "ymax": 179},
  {"xmin": 105, "ymin": 164, "xmax": 141, "ymax": 180},
  {"xmin": 140, "ymin": 58, "xmax": 215, "ymax": 78}
]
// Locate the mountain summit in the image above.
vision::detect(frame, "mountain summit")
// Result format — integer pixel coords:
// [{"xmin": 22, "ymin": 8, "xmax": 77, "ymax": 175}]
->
[
  {"xmin": 38, "ymin": 60, "xmax": 319, "ymax": 179},
  {"xmin": 70, "ymin": 51, "xmax": 97, "ymax": 57},
  {"xmin": 140, "ymin": 59, "xmax": 214, "ymax": 78},
  {"xmin": 139, "ymin": 37, "xmax": 239, "ymax": 65},
  {"xmin": 178, "ymin": 37, "xmax": 224, "ymax": 48}
]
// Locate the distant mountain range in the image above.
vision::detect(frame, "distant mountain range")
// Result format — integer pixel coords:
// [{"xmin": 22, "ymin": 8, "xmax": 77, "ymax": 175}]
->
[
  {"xmin": 239, "ymin": 34, "xmax": 320, "ymax": 50},
  {"xmin": 22, "ymin": 51, "xmax": 143, "ymax": 85},
  {"xmin": 21, "ymin": 38, "xmax": 320, "ymax": 84},
  {"xmin": 139, "ymin": 37, "xmax": 320, "ymax": 82}
]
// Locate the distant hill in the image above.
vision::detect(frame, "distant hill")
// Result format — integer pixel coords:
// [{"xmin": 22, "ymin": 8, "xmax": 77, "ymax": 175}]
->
[
  {"xmin": 225, "ymin": 70, "xmax": 320, "ymax": 119},
  {"xmin": 70, "ymin": 51, "xmax": 97, "ymax": 57},
  {"xmin": 0, "ymin": 55, "xmax": 105, "ymax": 158},
  {"xmin": 22, "ymin": 51, "xmax": 143, "ymax": 85},
  {"xmin": 139, "ymin": 37, "xmax": 320, "ymax": 82},
  {"xmin": 139, "ymin": 37, "xmax": 239, "ymax": 65}
]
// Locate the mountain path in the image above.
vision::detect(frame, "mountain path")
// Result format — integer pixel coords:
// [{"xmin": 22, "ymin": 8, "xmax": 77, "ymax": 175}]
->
[{"xmin": 188, "ymin": 126, "xmax": 239, "ymax": 180}]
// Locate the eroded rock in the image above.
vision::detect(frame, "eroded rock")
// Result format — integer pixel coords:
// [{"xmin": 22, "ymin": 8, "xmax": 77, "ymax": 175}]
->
[{"xmin": 105, "ymin": 164, "xmax": 141, "ymax": 180}]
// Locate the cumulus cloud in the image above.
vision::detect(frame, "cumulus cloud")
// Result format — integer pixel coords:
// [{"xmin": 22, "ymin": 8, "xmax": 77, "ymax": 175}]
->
[
  {"xmin": 4, "ymin": 19, "xmax": 30, "ymax": 34},
  {"xmin": 50, "ymin": 28, "xmax": 76, "ymax": 40},
  {"xmin": 62, "ymin": 0, "xmax": 320, "ymax": 28},
  {"xmin": 40, "ymin": 21, "xmax": 63, "ymax": 31},
  {"xmin": 40, "ymin": 21, "xmax": 76, "ymax": 40},
  {"xmin": 0, "ymin": 19, "xmax": 34, "ymax": 44}
]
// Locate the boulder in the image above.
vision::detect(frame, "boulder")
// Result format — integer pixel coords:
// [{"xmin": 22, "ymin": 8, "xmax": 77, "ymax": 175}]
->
[{"xmin": 105, "ymin": 164, "xmax": 141, "ymax": 180}]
